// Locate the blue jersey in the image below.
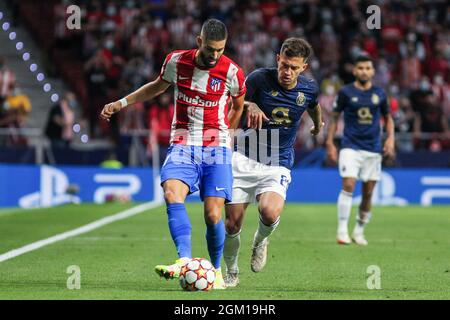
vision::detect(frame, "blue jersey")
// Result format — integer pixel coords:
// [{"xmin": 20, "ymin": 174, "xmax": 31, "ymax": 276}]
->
[
  {"xmin": 235, "ymin": 68, "xmax": 319, "ymax": 169},
  {"xmin": 334, "ymin": 83, "xmax": 389, "ymax": 153}
]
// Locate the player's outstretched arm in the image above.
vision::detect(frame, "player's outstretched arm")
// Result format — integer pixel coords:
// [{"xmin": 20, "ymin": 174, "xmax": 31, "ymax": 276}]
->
[
  {"xmin": 307, "ymin": 104, "xmax": 324, "ymax": 136},
  {"xmin": 383, "ymin": 114, "xmax": 395, "ymax": 158},
  {"xmin": 100, "ymin": 77, "xmax": 171, "ymax": 121},
  {"xmin": 325, "ymin": 111, "xmax": 340, "ymax": 164}
]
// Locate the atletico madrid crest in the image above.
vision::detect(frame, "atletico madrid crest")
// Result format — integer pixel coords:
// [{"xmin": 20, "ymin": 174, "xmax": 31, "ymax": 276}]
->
[{"xmin": 210, "ymin": 78, "xmax": 222, "ymax": 92}]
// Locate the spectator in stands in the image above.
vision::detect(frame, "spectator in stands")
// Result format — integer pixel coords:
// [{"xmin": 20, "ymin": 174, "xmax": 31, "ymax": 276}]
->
[
  {"xmin": 413, "ymin": 82, "xmax": 450, "ymax": 151},
  {"xmin": 4, "ymin": 83, "xmax": 32, "ymax": 121},
  {"xmin": 315, "ymin": 82, "xmax": 338, "ymax": 148},
  {"xmin": 100, "ymin": 151, "xmax": 123, "ymax": 169},
  {"xmin": 2, "ymin": 83, "xmax": 32, "ymax": 145},
  {"xmin": 392, "ymin": 83, "xmax": 415, "ymax": 152},
  {"xmin": 0, "ymin": 57, "xmax": 16, "ymax": 105},
  {"xmin": 44, "ymin": 92, "xmax": 77, "ymax": 148},
  {"xmin": 425, "ymin": 40, "xmax": 449, "ymax": 82},
  {"xmin": 373, "ymin": 56, "xmax": 392, "ymax": 89},
  {"xmin": 317, "ymin": 24, "xmax": 340, "ymax": 78},
  {"xmin": 14, "ymin": 0, "xmax": 449, "ymax": 154},
  {"xmin": 147, "ymin": 92, "xmax": 174, "ymax": 147},
  {"xmin": 431, "ymin": 72, "xmax": 450, "ymax": 118},
  {"xmin": 84, "ymin": 50, "xmax": 108, "ymax": 137},
  {"xmin": 119, "ymin": 101, "xmax": 146, "ymax": 135},
  {"xmin": 400, "ymin": 44, "xmax": 422, "ymax": 91}
]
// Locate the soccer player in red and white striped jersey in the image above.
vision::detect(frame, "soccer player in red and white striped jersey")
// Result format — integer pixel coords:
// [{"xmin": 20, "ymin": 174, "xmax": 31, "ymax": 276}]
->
[{"xmin": 100, "ymin": 19, "xmax": 246, "ymax": 289}]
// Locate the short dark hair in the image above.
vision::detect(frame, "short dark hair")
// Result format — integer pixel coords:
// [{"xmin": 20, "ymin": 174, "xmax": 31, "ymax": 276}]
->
[
  {"xmin": 200, "ymin": 19, "xmax": 228, "ymax": 41},
  {"xmin": 280, "ymin": 38, "xmax": 313, "ymax": 62},
  {"xmin": 354, "ymin": 55, "xmax": 373, "ymax": 65}
]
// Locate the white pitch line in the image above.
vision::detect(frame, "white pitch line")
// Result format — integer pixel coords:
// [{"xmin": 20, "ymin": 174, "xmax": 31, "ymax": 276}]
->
[{"xmin": 0, "ymin": 201, "xmax": 162, "ymax": 263}]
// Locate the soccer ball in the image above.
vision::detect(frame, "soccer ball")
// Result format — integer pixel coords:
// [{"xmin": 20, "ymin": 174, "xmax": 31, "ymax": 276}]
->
[{"xmin": 179, "ymin": 258, "xmax": 216, "ymax": 291}]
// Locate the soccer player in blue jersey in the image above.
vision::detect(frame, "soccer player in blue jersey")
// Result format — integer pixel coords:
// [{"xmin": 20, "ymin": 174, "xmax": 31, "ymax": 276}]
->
[
  {"xmin": 223, "ymin": 38, "xmax": 323, "ymax": 287},
  {"xmin": 325, "ymin": 55, "xmax": 395, "ymax": 246}
]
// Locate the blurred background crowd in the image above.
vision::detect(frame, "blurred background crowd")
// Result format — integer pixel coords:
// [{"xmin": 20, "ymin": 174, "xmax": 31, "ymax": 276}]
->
[{"xmin": 0, "ymin": 0, "xmax": 449, "ymax": 166}]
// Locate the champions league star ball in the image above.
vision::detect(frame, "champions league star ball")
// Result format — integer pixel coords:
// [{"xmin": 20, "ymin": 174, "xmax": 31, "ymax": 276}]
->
[{"xmin": 179, "ymin": 258, "xmax": 216, "ymax": 291}]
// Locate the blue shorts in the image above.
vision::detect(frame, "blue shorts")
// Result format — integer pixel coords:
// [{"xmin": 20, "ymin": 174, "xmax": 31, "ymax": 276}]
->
[{"xmin": 160, "ymin": 145, "xmax": 233, "ymax": 203}]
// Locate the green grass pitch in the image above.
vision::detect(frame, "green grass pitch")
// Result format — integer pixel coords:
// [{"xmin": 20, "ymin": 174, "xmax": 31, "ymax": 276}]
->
[{"xmin": 0, "ymin": 203, "xmax": 449, "ymax": 299}]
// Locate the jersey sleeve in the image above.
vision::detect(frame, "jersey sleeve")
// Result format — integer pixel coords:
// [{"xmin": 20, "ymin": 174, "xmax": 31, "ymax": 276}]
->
[
  {"xmin": 244, "ymin": 69, "xmax": 264, "ymax": 101},
  {"xmin": 159, "ymin": 52, "xmax": 178, "ymax": 83},
  {"xmin": 307, "ymin": 80, "xmax": 320, "ymax": 109},
  {"xmin": 380, "ymin": 93, "xmax": 390, "ymax": 116},
  {"xmin": 332, "ymin": 89, "xmax": 347, "ymax": 113},
  {"xmin": 230, "ymin": 66, "xmax": 247, "ymax": 98}
]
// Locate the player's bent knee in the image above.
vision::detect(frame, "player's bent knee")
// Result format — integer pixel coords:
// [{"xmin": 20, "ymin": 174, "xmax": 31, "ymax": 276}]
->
[
  {"xmin": 225, "ymin": 219, "xmax": 242, "ymax": 235},
  {"xmin": 259, "ymin": 205, "xmax": 282, "ymax": 225},
  {"xmin": 342, "ymin": 182, "xmax": 356, "ymax": 193},
  {"xmin": 204, "ymin": 211, "xmax": 222, "ymax": 225},
  {"xmin": 163, "ymin": 189, "xmax": 184, "ymax": 204}
]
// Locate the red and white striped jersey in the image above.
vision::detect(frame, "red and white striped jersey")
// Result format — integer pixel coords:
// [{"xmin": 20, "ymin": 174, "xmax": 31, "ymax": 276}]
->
[{"xmin": 159, "ymin": 49, "xmax": 246, "ymax": 147}]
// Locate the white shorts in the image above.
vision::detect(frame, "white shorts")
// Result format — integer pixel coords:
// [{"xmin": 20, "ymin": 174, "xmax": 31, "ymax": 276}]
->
[
  {"xmin": 230, "ymin": 151, "xmax": 291, "ymax": 204},
  {"xmin": 338, "ymin": 148, "xmax": 382, "ymax": 182}
]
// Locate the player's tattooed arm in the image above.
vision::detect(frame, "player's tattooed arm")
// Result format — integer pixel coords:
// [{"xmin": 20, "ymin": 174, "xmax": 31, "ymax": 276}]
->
[
  {"xmin": 383, "ymin": 113, "xmax": 395, "ymax": 158},
  {"xmin": 307, "ymin": 104, "xmax": 324, "ymax": 136},
  {"xmin": 244, "ymin": 101, "xmax": 269, "ymax": 130},
  {"xmin": 325, "ymin": 111, "xmax": 341, "ymax": 164},
  {"xmin": 100, "ymin": 77, "xmax": 171, "ymax": 121}
]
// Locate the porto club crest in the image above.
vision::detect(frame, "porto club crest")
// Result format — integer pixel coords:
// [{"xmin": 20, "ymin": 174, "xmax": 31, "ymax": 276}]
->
[{"xmin": 296, "ymin": 92, "xmax": 306, "ymax": 106}]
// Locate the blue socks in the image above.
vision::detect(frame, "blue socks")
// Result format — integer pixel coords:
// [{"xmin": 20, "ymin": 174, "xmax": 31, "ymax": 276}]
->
[
  {"xmin": 206, "ymin": 220, "xmax": 225, "ymax": 269},
  {"xmin": 167, "ymin": 203, "xmax": 192, "ymax": 258},
  {"xmin": 167, "ymin": 202, "xmax": 225, "ymax": 268}
]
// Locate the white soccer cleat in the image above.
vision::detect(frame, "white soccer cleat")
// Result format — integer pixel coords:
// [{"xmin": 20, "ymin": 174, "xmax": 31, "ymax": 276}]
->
[
  {"xmin": 251, "ymin": 239, "xmax": 268, "ymax": 273},
  {"xmin": 352, "ymin": 232, "xmax": 368, "ymax": 246},
  {"xmin": 224, "ymin": 272, "xmax": 240, "ymax": 288},
  {"xmin": 337, "ymin": 233, "xmax": 352, "ymax": 245}
]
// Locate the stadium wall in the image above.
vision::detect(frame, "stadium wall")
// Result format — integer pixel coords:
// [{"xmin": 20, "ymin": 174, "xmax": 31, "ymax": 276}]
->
[{"xmin": 1, "ymin": 165, "xmax": 449, "ymax": 207}]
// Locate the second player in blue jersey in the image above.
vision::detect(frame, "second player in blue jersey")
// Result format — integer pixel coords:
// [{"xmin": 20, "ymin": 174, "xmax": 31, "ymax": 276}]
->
[
  {"xmin": 223, "ymin": 38, "xmax": 323, "ymax": 287},
  {"xmin": 235, "ymin": 66, "xmax": 320, "ymax": 169},
  {"xmin": 326, "ymin": 55, "xmax": 395, "ymax": 246}
]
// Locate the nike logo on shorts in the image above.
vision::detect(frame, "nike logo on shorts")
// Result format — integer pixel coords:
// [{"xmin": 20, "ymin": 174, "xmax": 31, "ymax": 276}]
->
[{"xmin": 215, "ymin": 187, "xmax": 226, "ymax": 191}]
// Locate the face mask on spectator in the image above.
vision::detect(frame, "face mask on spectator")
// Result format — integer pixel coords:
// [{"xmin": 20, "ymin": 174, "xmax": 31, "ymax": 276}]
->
[
  {"xmin": 419, "ymin": 79, "xmax": 431, "ymax": 91},
  {"xmin": 106, "ymin": 6, "xmax": 117, "ymax": 17},
  {"xmin": 139, "ymin": 27, "xmax": 146, "ymax": 37},
  {"xmin": 407, "ymin": 33, "xmax": 417, "ymax": 43},
  {"xmin": 69, "ymin": 99, "xmax": 78, "ymax": 109},
  {"xmin": 154, "ymin": 19, "xmax": 163, "ymax": 29},
  {"xmin": 322, "ymin": 24, "xmax": 333, "ymax": 34},
  {"xmin": 105, "ymin": 40, "xmax": 115, "ymax": 50},
  {"xmin": 310, "ymin": 59, "xmax": 319, "ymax": 71},
  {"xmin": 389, "ymin": 84, "xmax": 399, "ymax": 95},
  {"xmin": 350, "ymin": 46, "xmax": 361, "ymax": 59},
  {"xmin": 13, "ymin": 87, "xmax": 21, "ymax": 96},
  {"xmin": 126, "ymin": 0, "xmax": 135, "ymax": 8},
  {"xmin": 434, "ymin": 74, "xmax": 444, "ymax": 85},
  {"xmin": 325, "ymin": 85, "xmax": 335, "ymax": 95}
]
